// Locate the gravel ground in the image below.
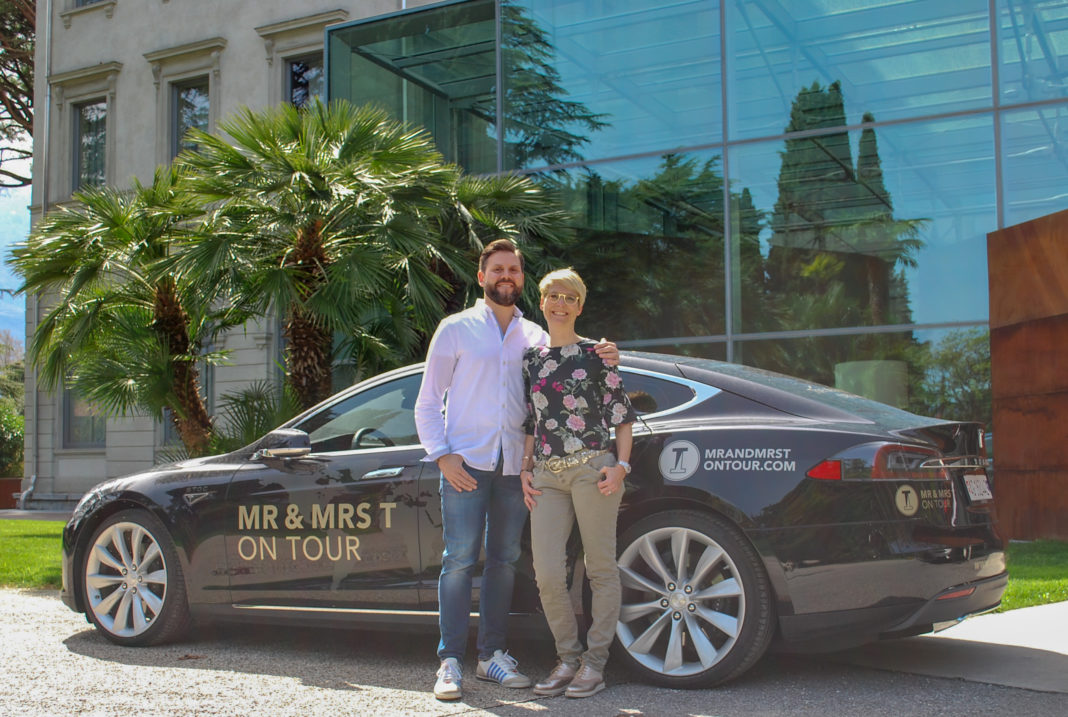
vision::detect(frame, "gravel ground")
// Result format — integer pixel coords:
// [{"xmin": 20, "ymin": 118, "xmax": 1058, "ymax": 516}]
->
[{"xmin": 3, "ymin": 588, "xmax": 1066, "ymax": 717}]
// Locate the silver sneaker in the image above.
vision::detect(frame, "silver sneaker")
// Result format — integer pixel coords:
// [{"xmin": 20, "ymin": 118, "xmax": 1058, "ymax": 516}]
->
[
  {"xmin": 434, "ymin": 657, "xmax": 463, "ymax": 701},
  {"xmin": 476, "ymin": 649, "xmax": 532, "ymax": 688}
]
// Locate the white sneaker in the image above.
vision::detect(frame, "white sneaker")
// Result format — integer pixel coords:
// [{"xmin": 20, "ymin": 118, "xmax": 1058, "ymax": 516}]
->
[
  {"xmin": 434, "ymin": 657, "xmax": 463, "ymax": 701},
  {"xmin": 476, "ymin": 649, "xmax": 532, "ymax": 688}
]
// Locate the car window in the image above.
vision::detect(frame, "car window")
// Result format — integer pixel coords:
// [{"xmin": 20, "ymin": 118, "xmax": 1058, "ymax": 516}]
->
[
  {"xmin": 620, "ymin": 370, "xmax": 695, "ymax": 415},
  {"xmin": 294, "ymin": 374, "xmax": 422, "ymax": 453}
]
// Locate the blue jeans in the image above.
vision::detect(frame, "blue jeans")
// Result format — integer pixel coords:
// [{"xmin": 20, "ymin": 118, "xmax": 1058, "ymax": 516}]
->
[{"xmin": 437, "ymin": 461, "xmax": 528, "ymax": 664}]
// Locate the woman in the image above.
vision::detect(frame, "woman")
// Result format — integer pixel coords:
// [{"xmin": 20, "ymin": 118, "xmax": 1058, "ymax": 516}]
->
[{"xmin": 519, "ymin": 267, "xmax": 636, "ymax": 699}]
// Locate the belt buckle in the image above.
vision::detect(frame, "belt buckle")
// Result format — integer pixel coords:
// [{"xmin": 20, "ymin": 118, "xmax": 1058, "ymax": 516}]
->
[{"xmin": 546, "ymin": 456, "xmax": 565, "ymax": 473}]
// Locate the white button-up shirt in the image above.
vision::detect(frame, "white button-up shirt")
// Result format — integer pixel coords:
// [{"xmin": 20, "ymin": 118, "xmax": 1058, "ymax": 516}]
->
[{"xmin": 415, "ymin": 299, "xmax": 548, "ymax": 475}]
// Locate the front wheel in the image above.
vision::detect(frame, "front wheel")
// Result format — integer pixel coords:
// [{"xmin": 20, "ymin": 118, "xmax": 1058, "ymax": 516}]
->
[
  {"xmin": 614, "ymin": 510, "xmax": 774, "ymax": 687},
  {"xmin": 80, "ymin": 509, "xmax": 191, "ymax": 646}
]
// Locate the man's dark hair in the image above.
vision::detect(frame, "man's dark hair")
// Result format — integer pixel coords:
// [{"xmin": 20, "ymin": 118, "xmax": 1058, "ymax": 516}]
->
[{"xmin": 479, "ymin": 238, "xmax": 525, "ymax": 272}]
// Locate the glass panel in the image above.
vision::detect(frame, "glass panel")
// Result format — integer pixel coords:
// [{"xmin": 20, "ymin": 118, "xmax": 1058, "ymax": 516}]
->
[
  {"xmin": 736, "ymin": 326, "xmax": 991, "ymax": 426},
  {"xmin": 628, "ymin": 341, "xmax": 729, "ymax": 361},
  {"xmin": 64, "ymin": 390, "xmax": 105, "ymax": 448},
  {"xmin": 75, "ymin": 100, "xmax": 106, "ymax": 189},
  {"xmin": 998, "ymin": 0, "xmax": 1068, "ymax": 105},
  {"xmin": 1001, "ymin": 104, "xmax": 1068, "ymax": 226},
  {"xmin": 728, "ymin": 113, "xmax": 996, "ymax": 333},
  {"xmin": 295, "ymin": 374, "xmax": 422, "ymax": 453},
  {"xmin": 328, "ymin": 0, "xmax": 498, "ymax": 173},
  {"xmin": 619, "ymin": 371, "xmax": 697, "ymax": 415},
  {"xmin": 173, "ymin": 78, "xmax": 210, "ymax": 156},
  {"xmin": 727, "ymin": 0, "xmax": 992, "ymax": 140},
  {"xmin": 503, "ymin": 0, "xmax": 721, "ymax": 170},
  {"xmin": 528, "ymin": 151, "xmax": 727, "ymax": 344},
  {"xmin": 288, "ymin": 55, "xmax": 325, "ymax": 108}
]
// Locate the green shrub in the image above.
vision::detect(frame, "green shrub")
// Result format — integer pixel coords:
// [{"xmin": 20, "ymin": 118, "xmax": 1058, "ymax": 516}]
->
[{"xmin": 0, "ymin": 403, "xmax": 24, "ymax": 477}]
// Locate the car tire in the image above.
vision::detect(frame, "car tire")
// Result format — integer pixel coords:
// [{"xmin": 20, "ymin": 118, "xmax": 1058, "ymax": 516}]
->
[
  {"xmin": 80, "ymin": 508, "xmax": 191, "ymax": 646},
  {"xmin": 614, "ymin": 510, "xmax": 774, "ymax": 687}
]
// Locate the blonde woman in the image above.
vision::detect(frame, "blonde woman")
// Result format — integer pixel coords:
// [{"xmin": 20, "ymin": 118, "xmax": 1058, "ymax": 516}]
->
[{"xmin": 519, "ymin": 268, "xmax": 636, "ymax": 698}]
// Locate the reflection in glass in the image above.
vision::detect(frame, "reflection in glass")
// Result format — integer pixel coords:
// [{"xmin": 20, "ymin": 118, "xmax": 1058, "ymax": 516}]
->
[
  {"xmin": 727, "ymin": 0, "xmax": 992, "ymax": 140},
  {"xmin": 998, "ymin": 0, "xmax": 1068, "ymax": 105},
  {"xmin": 1001, "ymin": 105, "xmax": 1068, "ymax": 226},
  {"xmin": 327, "ymin": 0, "xmax": 498, "ymax": 173},
  {"xmin": 173, "ymin": 79, "xmax": 209, "ymax": 156},
  {"xmin": 730, "ymin": 107, "xmax": 995, "ymax": 333},
  {"xmin": 295, "ymin": 374, "xmax": 422, "ymax": 453},
  {"xmin": 64, "ymin": 389, "xmax": 106, "ymax": 448},
  {"xmin": 736, "ymin": 326, "xmax": 991, "ymax": 425},
  {"xmin": 288, "ymin": 55, "xmax": 324, "ymax": 108},
  {"xmin": 321, "ymin": 0, "xmax": 1057, "ymax": 436},
  {"xmin": 627, "ymin": 341, "xmax": 728, "ymax": 363},
  {"xmin": 504, "ymin": 0, "xmax": 720, "ymax": 169},
  {"xmin": 75, "ymin": 100, "xmax": 106, "ymax": 189},
  {"xmin": 530, "ymin": 151, "xmax": 736, "ymax": 343}
]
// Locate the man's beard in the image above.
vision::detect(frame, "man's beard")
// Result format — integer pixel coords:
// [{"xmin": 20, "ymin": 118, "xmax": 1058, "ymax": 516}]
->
[{"xmin": 486, "ymin": 280, "xmax": 520, "ymax": 306}]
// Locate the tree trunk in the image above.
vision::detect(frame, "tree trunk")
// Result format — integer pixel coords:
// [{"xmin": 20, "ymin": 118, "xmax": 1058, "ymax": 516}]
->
[
  {"xmin": 153, "ymin": 278, "xmax": 213, "ymax": 455},
  {"xmin": 284, "ymin": 308, "xmax": 333, "ymax": 409},
  {"xmin": 285, "ymin": 219, "xmax": 333, "ymax": 409}
]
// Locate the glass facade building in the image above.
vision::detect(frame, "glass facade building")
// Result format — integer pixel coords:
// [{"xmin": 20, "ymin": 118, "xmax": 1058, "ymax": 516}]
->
[{"xmin": 328, "ymin": 0, "xmax": 1068, "ymax": 426}]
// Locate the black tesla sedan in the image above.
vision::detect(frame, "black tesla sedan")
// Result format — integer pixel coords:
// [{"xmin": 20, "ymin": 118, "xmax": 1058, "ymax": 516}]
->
[{"xmin": 60, "ymin": 352, "xmax": 1005, "ymax": 688}]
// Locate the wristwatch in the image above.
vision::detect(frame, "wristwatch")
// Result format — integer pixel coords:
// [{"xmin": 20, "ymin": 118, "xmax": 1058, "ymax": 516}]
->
[{"xmin": 617, "ymin": 460, "xmax": 632, "ymax": 474}]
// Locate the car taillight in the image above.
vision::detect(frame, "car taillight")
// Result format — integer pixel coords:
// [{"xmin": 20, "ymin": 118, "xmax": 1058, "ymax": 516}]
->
[
  {"xmin": 806, "ymin": 460, "xmax": 842, "ymax": 480},
  {"xmin": 872, "ymin": 444, "xmax": 950, "ymax": 480},
  {"xmin": 807, "ymin": 442, "xmax": 951, "ymax": 481}
]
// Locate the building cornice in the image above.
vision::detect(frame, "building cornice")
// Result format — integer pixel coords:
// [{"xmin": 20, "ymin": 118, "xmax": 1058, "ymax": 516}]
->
[
  {"xmin": 144, "ymin": 37, "xmax": 228, "ymax": 65},
  {"xmin": 254, "ymin": 10, "xmax": 350, "ymax": 40},
  {"xmin": 144, "ymin": 38, "xmax": 227, "ymax": 88},
  {"xmin": 48, "ymin": 61, "xmax": 123, "ymax": 87}
]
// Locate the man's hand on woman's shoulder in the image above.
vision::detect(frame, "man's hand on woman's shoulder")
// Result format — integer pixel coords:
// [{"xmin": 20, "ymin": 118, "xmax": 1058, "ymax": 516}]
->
[{"xmin": 593, "ymin": 338, "xmax": 619, "ymax": 366}]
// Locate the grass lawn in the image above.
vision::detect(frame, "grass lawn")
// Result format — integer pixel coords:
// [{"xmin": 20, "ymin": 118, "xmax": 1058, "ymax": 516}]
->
[
  {"xmin": 0, "ymin": 519, "xmax": 64, "ymax": 589},
  {"xmin": 998, "ymin": 539, "xmax": 1068, "ymax": 611},
  {"xmin": 0, "ymin": 519, "xmax": 1065, "ymax": 612}
]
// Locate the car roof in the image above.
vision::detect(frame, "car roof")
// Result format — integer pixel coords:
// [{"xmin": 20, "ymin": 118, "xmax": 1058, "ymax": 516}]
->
[{"xmin": 623, "ymin": 351, "xmax": 944, "ymax": 430}]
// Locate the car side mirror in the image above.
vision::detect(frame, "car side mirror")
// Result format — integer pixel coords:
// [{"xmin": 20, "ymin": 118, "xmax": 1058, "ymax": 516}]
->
[{"xmin": 253, "ymin": 428, "xmax": 312, "ymax": 460}]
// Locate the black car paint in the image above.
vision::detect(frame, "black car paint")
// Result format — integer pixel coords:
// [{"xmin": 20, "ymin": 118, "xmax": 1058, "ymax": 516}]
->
[{"xmin": 62, "ymin": 353, "xmax": 1005, "ymax": 654}]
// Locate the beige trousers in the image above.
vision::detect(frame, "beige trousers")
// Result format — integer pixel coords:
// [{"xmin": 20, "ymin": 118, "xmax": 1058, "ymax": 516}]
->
[{"xmin": 530, "ymin": 453, "xmax": 623, "ymax": 671}]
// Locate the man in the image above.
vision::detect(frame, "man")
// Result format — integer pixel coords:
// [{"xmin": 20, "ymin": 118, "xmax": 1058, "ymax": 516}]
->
[{"xmin": 414, "ymin": 238, "xmax": 618, "ymax": 701}]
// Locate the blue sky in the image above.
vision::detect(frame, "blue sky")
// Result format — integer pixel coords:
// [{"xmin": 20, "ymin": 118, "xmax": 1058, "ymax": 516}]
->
[{"xmin": 0, "ymin": 185, "xmax": 30, "ymax": 348}]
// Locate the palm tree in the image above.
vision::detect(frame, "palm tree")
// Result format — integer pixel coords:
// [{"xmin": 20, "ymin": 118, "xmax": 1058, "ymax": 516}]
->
[
  {"xmin": 176, "ymin": 100, "xmax": 459, "ymax": 408},
  {"xmin": 177, "ymin": 99, "xmax": 569, "ymax": 408},
  {"xmin": 11, "ymin": 166, "xmax": 240, "ymax": 455},
  {"xmin": 437, "ymin": 171, "xmax": 572, "ymax": 312}
]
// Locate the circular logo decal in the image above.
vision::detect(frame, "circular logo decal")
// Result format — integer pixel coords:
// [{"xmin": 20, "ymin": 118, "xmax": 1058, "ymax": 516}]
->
[
  {"xmin": 659, "ymin": 440, "xmax": 701, "ymax": 482},
  {"xmin": 895, "ymin": 484, "xmax": 919, "ymax": 516}
]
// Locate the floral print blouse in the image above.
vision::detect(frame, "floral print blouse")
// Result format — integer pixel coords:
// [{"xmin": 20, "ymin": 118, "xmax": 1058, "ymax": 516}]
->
[{"xmin": 522, "ymin": 339, "xmax": 637, "ymax": 459}]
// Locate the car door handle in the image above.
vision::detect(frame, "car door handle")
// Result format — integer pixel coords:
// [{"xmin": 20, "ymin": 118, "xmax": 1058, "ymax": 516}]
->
[{"xmin": 362, "ymin": 467, "xmax": 406, "ymax": 480}]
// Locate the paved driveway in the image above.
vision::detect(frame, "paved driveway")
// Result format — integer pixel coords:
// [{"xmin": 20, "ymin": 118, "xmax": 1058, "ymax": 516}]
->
[{"xmin": 2, "ymin": 588, "xmax": 1065, "ymax": 716}]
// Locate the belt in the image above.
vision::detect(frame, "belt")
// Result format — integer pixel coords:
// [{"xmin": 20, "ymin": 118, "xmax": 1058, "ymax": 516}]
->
[{"xmin": 542, "ymin": 448, "xmax": 610, "ymax": 473}]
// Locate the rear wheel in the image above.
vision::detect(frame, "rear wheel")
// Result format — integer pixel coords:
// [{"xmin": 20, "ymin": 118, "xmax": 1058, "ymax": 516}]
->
[
  {"xmin": 615, "ymin": 510, "xmax": 774, "ymax": 687},
  {"xmin": 80, "ymin": 509, "xmax": 190, "ymax": 646}
]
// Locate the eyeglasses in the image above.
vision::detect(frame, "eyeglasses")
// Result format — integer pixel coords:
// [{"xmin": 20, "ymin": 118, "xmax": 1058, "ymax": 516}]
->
[{"xmin": 544, "ymin": 292, "xmax": 580, "ymax": 306}]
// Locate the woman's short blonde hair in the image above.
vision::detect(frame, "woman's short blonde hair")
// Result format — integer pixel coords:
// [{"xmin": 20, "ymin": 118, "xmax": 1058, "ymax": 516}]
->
[{"xmin": 538, "ymin": 267, "xmax": 587, "ymax": 306}]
